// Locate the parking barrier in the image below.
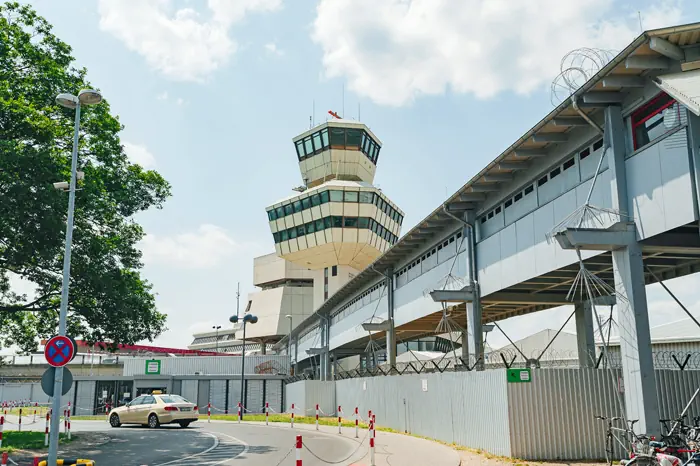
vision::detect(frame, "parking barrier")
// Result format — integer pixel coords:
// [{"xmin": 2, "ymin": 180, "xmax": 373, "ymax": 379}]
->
[
  {"xmin": 296, "ymin": 435, "xmax": 302, "ymax": 466},
  {"xmin": 354, "ymin": 407, "xmax": 359, "ymax": 438},
  {"xmin": 369, "ymin": 416, "xmax": 375, "ymax": 466},
  {"xmin": 44, "ymin": 410, "xmax": 50, "ymax": 447},
  {"xmin": 337, "ymin": 406, "xmax": 342, "ymax": 434},
  {"xmin": 35, "ymin": 458, "xmax": 95, "ymax": 465}
]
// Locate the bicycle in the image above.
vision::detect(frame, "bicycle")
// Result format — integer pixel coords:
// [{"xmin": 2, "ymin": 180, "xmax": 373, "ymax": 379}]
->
[{"xmin": 596, "ymin": 415, "xmax": 659, "ymax": 466}]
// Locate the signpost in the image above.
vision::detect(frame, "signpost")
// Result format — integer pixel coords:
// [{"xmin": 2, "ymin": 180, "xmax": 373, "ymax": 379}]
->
[
  {"xmin": 145, "ymin": 360, "xmax": 161, "ymax": 375},
  {"xmin": 44, "ymin": 336, "xmax": 75, "ymax": 367}
]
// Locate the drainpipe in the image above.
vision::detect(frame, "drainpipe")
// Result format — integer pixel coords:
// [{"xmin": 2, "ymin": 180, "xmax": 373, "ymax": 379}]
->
[
  {"xmin": 369, "ymin": 264, "xmax": 396, "ymax": 367},
  {"xmin": 442, "ymin": 204, "xmax": 482, "ymax": 369}
]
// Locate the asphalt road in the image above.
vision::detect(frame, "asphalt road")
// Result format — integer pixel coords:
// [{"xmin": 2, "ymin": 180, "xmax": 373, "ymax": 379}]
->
[{"xmin": 13, "ymin": 420, "xmax": 365, "ymax": 465}]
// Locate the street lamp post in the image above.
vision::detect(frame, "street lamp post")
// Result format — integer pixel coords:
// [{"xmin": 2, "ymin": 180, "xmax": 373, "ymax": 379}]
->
[
  {"xmin": 285, "ymin": 314, "xmax": 293, "ymax": 375},
  {"xmin": 49, "ymin": 89, "xmax": 103, "ymax": 465},
  {"xmin": 212, "ymin": 325, "xmax": 221, "ymax": 353},
  {"xmin": 230, "ymin": 313, "xmax": 257, "ymax": 420}
]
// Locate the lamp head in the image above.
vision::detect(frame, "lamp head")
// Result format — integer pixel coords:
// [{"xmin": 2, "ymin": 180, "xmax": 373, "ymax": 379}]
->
[
  {"xmin": 56, "ymin": 93, "xmax": 78, "ymax": 109},
  {"xmin": 78, "ymin": 89, "xmax": 103, "ymax": 105},
  {"xmin": 229, "ymin": 315, "xmax": 239, "ymax": 324}
]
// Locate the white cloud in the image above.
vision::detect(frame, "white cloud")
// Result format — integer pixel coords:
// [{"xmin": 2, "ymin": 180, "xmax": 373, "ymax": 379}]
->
[
  {"xmin": 123, "ymin": 141, "xmax": 157, "ymax": 169},
  {"xmin": 157, "ymin": 91, "xmax": 168, "ymax": 101},
  {"xmin": 98, "ymin": 0, "xmax": 282, "ymax": 82},
  {"xmin": 176, "ymin": 97, "xmax": 185, "ymax": 106},
  {"xmin": 311, "ymin": 0, "xmax": 684, "ymax": 106},
  {"xmin": 140, "ymin": 224, "xmax": 247, "ymax": 269},
  {"xmin": 264, "ymin": 42, "xmax": 284, "ymax": 56}
]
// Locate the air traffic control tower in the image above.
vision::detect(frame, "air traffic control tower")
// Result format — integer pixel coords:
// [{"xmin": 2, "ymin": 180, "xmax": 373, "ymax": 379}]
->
[{"xmin": 265, "ymin": 117, "xmax": 404, "ymax": 310}]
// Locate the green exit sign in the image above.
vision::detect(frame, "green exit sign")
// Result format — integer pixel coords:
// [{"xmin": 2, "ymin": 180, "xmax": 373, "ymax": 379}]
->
[
  {"xmin": 507, "ymin": 368, "xmax": 531, "ymax": 383},
  {"xmin": 145, "ymin": 359, "xmax": 161, "ymax": 375}
]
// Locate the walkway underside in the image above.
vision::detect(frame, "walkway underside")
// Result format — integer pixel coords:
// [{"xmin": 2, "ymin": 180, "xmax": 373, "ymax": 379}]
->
[{"xmin": 332, "ymin": 222, "xmax": 700, "ymax": 355}]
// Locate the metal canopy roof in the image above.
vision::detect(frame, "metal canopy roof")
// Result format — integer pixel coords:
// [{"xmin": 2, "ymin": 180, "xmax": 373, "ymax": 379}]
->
[{"xmin": 280, "ymin": 22, "xmax": 700, "ymax": 348}]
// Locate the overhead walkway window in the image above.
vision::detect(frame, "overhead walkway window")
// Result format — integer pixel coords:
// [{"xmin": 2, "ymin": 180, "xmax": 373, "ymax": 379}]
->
[{"xmin": 631, "ymin": 92, "xmax": 680, "ymax": 150}]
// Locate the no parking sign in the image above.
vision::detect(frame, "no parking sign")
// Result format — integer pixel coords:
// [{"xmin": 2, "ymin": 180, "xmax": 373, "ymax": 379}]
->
[{"xmin": 44, "ymin": 335, "xmax": 75, "ymax": 367}]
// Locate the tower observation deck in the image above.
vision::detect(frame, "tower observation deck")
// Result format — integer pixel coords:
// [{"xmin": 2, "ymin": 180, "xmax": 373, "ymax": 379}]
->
[{"xmin": 265, "ymin": 118, "xmax": 404, "ymax": 309}]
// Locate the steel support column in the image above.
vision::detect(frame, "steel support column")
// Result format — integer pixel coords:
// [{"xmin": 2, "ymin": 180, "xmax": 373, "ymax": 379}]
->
[
  {"xmin": 465, "ymin": 210, "xmax": 483, "ymax": 370},
  {"xmin": 323, "ymin": 317, "xmax": 331, "ymax": 381},
  {"xmin": 385, "ymin": 268, "xmax": 396, "ymax": 367},
  {"xmin": 605, "ymin": 105, "xmax": 659, "ymax": 435},
  {"xmin": 574, "ymin": 301, "xmax": 596, "ymax": 368}
]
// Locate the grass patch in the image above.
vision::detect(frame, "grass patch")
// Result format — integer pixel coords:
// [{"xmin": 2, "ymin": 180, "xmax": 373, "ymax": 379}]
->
[
  {"xmin": 71, "ymin": 415, "xmax": 107, "ymax": 421},
  {"xmin": 209, "ymin": 413, "xmax": 400, "ymax": 433},
  {"xmin": 0, "ymin": 431, "xmax": 74, "ymax": 453},
  {"xmin": 1, "ymin": 407, "xmax": 49, "ymax": 417}
]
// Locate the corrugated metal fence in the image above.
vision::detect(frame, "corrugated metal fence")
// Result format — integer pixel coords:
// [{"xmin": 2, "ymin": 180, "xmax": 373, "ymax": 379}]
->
[{"xmin": 291, "ymin": 369, "xmax": 700, "ymax": 461}]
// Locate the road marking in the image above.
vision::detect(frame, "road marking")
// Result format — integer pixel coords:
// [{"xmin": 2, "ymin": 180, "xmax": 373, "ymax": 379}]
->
[
  {"xmin": 153, "ymin": 432, "xmax": 218, "ymax": 466},
  {"xmin": 153, "ymin": 431, "xmax": 248, "ymax": 465}
]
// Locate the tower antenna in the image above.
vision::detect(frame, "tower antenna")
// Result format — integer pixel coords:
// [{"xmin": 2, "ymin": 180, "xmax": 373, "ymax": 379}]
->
[
  {"xmin": 313, "ymin": 99, "xmax": 316, "ymax": 127},
  {"xmin": 638, "ymin": 11, "xmax": 643, "ymax": 33},
  {"xmin": 342, "ymin": 83, "xmax": 345, "ymax": 119},
  {"xmin": 236, "ymin": 282, "xmax": 240, "ymax": 319},
  {"xmin": 358, "ymin": 102, "xmax": 361, "ymax": 121}
]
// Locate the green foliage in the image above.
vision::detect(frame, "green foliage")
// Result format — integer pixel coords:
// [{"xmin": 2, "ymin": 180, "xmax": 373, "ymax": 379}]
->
[
  {"xmin": 0, "ymin": 2, "xmax": 170, "ymax": 352},
  {"xmin": 0, "ymin": 431, "xmax": 74, "ymax": 452}
]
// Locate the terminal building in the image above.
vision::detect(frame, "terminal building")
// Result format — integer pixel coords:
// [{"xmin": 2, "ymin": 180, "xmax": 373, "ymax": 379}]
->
[{"xmin": 189, "ymin": 118, "xmax": 404, "ymax": 359}]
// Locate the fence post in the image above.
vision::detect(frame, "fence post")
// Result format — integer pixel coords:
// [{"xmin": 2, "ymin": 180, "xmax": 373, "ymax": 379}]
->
[
  {"xmin": 296, "ymin": 434, "xmax": 302, "ymax": 466},
  {"xmin": 44, "ymin": 411, "xmax": 49, "ymax": 447},
  {"xmin": 355, "ymin": 407, "xmax": 359, "ymax": 438}
]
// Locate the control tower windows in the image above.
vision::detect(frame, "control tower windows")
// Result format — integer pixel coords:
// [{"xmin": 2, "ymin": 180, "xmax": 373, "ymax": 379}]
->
[
  {"xmin": 313, "ymin": 132, "xmax": 323, "ymax": 151},
  {"xmin": 344, "ymin": 191, "xmax": 358, "ymax": 203},
  {"xmin": 284, "ymin": 204, "xmax": 293, "ymax": 216},
  {"xmin": 359, "ymin": 192, "xmax": 373, "ymax": 203},
  {"xmin": 330, "ymin": 190, "xmax": 344, "ymax": 202},
  {"xmin": 301, "ymin": 197, "xmax": 311, "ymax": 210},
  {"xmin": 330, "ymin": 128, "xmax": 345, "ymax": 147},
  {"xmin": 294, "ymin": 126, "xmax": 381, "ymax": 164},
  {"xmin": 272, "ymin": 215, "xmax": 398, "ymax": 245},
  {"xmin": 320, "ymin": 191, "xmax": 330, "ymax": 203},
  {"xmin": 346, "ymin": 129, "xmax": 362, "ymax": 149},
  {"xmin": 293, "ymin": 199, "xmax": 303, "ymax": 213},
  {"xmin": 311, "ymin": 193, "xmax": 321, "ymax": 207}
]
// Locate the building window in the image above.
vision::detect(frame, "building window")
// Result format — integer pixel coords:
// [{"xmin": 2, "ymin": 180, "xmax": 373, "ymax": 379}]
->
[
  {"xmin": 330, "ymin": 190, "xmax": 344, "ymax": 202},
  {"xmin": 295, "ymin": 141, "xmax": 304, "ymax": 160},
  {"xmin": 346, "ymin": 129, "xmax": 362, "ymax": 149},
  {"xmin": 359, "ymin": 191, "xmax": 373, "ymax": 203},
  {"xmin": 563, "ymin": 158, "xmax": 575, "ymax": 171},
  {"xmin": 293, "ymin": 200, "xmax": 303, "ymax": 213},
  {"xmin": 311, "ymin": 194, "xmax": 321, "ymax": 207},
  {"xmin": 495, "ymin": 206, "xmax": 501, "ymax": 214},
  {"xmin": 330, "ymin": 128, "xmax": 345, "ymax": 147},
  {"xmin": 538, "ymin": 176, "xmax": 548, "ymax": 187},
  {"xmin": 303, "ymin": 137, "xmax": 313, "ymax": 155},
  {"xmin": 332, "ymin": 265, "xmax": 338, "ymax": 276},
  {"xmin": 580, "ymin": 147, "xmax": 591, "ymax": 160},
  {"xmin": 514, "ymin": 192, "xmax": 523, "ymax": 202},
  {"xmin": 320, "ymin": 129, "xmax": 329, "ymax": 148},
  {"xmin": 631, "ymin": 92, "xmax": 680, "ymax": 150},
  {"xmin": 284, "ymin": 204, "xmax": 293, "ymax": 216},
  {"xmin": 593, "ymin": 139, "xmax": 604, "ymax": 151},
  {"xmin": 344, "ymin": 216, "xmax": 358, "ymax": 227},
  {"xmin": 332, "ymin": 216, "xmax": 343, "ymax": 228},
  {"xmin": 550, "ymin": 167, "xmax": 561, "ymax": 179},
  {"xmin": 268, "ymin": 210, "xmax": 276, "ymax": 221},
  {"xmin": 344, "ymin": 191, "xmax": 359, "ymax": 203},
  {"xmin": 320, "ymin": 191, "xmax": 330, "ymax": 204},
  {"xmin": 524, "ymin": 185, "xmax": 533, "ymax": 195},
  {"xmin": 301, "ymin": 197, "xmax": 311, "ymax": 210},
  {"xmin": 504, "ymin": 199, "xmax": 512, "ymax": 208}
]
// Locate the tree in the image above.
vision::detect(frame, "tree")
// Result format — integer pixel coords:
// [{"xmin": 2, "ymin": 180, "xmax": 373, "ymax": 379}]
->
[{"xmin": 0, "ymin": 2, "xmax": 170, "ymax": 353}]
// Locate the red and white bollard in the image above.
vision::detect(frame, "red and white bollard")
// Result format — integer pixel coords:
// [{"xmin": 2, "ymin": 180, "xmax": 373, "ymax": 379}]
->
[
  {"xmin": 207, "ymin": 402, "xmax": 211, "ymax": 423},
  {"xmin": 63, "ymin": 409, "xmax": 67, "ymax": 432},
  {"xmin": 18, "ymin": 408, "xmax": 22, "ymax": 432},
  {"xmin": 338, "ymin": 406, "xmax": 342, "ymax": 434},
  {"xmin": 315, "ymin": 404, "xmax": 319, "ymax": 431},
  {"xmin": 295, "ymin": 434, "xmax": 302, "ymax": 466},
  {"xmin": 1, "ymin": 451, "xmax": 7, "ymax": 466},
  {"xmin": 354, "ymin": 407, "xmax": 359, "ymax": 438},
  {"xmin": 369, "ymin": 417, "xmax": 376, "ymax": 466},
  {"xmin": 44, "ymin": 411, "xmax": 50, "ymax": 447},
  {"xmin": 291, "ymin": 403, "xmax": 295, "ymax": 428},
  {"xmin": 0, "ymin": 415, "xmax": 4, "ymax": 449},
  {"xmin": 265, "ymin": 402, "xmax": 269, "ymax": 426},
  {"xmin": 237, "ymin": 402, "xmax": 241, "ymax": 424},
  {"xmin": 67, "ymin": 409, "xmax": 71, "ymax": 440}
]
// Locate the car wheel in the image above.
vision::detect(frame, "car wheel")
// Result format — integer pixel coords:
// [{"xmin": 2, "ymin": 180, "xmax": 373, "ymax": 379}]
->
[
  {"xmin": 148, "ymin": 413, "xmax": 160, "ymax": 429},
  {"xmin": 109, "ymin": 413, "xmax": 121, "ymax": 428},
  {"xmin": 178, "ymin": 421, "xmax": 191, "ymax": 428}
]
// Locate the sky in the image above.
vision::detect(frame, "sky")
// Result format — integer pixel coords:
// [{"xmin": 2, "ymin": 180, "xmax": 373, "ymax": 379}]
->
[{"xmin": 15, "ymin": 0, "xmax": 700, "ymax": 350}]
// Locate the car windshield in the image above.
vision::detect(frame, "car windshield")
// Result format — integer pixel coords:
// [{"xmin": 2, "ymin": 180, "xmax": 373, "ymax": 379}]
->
[{"xmin": 158, "ymin": 395, "xmax": 189, "ymax": 404}]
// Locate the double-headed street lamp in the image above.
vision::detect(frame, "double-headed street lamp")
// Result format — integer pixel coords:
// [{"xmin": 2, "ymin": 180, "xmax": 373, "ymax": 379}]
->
[
  {"xmin": 212, "ymin": 325, "xmax": 222, "ymax": 353},
  {"xmin": 230, "ymin": 313, "xmax": 257, "ymax": 419},
  {"xmin": 49, "ymin": 89, "xmax": 103, "ymax": 465}
]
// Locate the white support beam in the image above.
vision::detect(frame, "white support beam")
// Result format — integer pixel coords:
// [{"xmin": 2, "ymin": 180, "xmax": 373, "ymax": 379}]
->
[
  {"xmin": 483, "ymin": 173, "xmax": 513, "ymax": 182},
  {"xmin": 513, "ymin": 149, "xmax": 548, "ymax": 157},
  {"xmin": 429, "ymin": 289, "xmax": 475, "ymax": 303},
  {"xmin": 552, "ymin": 116, "xmax": 589, "ymax": 126},
  {"xmin": 650, "ymin": 37, "xmax": 685, "ymax": 61},
  {"xmin": 470, "ymin": 184, "xmax": 500, "ymax": 192},
  {"xmin": 602, "ymin": 75, "xmax": 646, "ymax": 88},
  {"xmin": 531, "ymin": 133, "xmax": 568, "ymax": 143},
  {"xmin": 626, "ymin": 55, "xmax": 670, "ymax": 70},
  {"xmin": 459, "ymin": 192, "xmax": 486, "ymax": 202},
  {"xmin": 498, "ymin": 161, "xmax": 529, "ymax": 171},
  {"xmin": 582, "ymin": 92, "xmax": 624, "ymax": 104},
  {"xmin": 482, "ymin": 292, "xmax": 570, "ymax": 305}
]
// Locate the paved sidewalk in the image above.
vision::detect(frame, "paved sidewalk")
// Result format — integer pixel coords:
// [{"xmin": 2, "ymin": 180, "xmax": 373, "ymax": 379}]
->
[{"xmin": 241, "ymin": 420, "xmax": 461, "ymax": 466}]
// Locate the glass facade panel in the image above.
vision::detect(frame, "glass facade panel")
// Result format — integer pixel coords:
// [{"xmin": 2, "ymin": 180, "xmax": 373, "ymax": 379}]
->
[
  {"xmin": 358, "ymin": 217, "xmax": 369, "ymax": 228},
  {"xmin": 324, "ymin": 217, "xmax": 332, "ymax": 229},
  {"xmin": 276, "ymin": 207, "xmax": 284, "ymax": 218},
  {"xmin": 268, "ymin": 210, "xmax": 276, "ymax": 221},
  {"xmin": 311, "ymin": 194, "xmax": 321, "ymax": 207},
  {"xmin": 312, "ymin": 132, "xmax": 322, "ymax": 152},
  {"xmin": 315, "ymin": 219, "xmax": 325, "ymax": 231},
  {"xmin": 293, "ymin": 200, "xmax": 303, "ymax": 213},
  {"xmin": 303, "ymin": 137, "xmax": 313, "ymax": 155},
  {"xmin": 301, "ymin": 197, "xmax": 310, "ymax": 210},
  {"xmin": 295, "ymin": 141, "xmax": 304, "ymax": 160},
  {"xmin": 288, "ymin": 228, "xmax": 297, "ymax": 239},
  {"xmin": 330, "ymin": 128, "xmax": 345, "ymax": 146},
  {"xmin": 320, "ymin": 191, "xmax": 330, "ymax": 204},
  {"xmin": 346, "ymin": 129, "xmax": 362, "ymax": 148},
  {"xmin": 631, "ymin": 92, "xmax": 679, "ymax": 150},
  {"xmin": 332, "ymin": 216, "xmax": 343, "ymax": 228},
  {"xmin": 330, "ymin": 190, "xmax": 344, "ymax": 202},
  {"xmin": 344, "ymin": 191, "xmax": 359, "ymax": 202},
  {"xmin": 344, "ymin": 217, "xmax": 358, "ymax": 227},
  {"xmin": 320, "ymin": 128, "xmax": 329, "ymax": 147},
  {"xmin": 284, "ymin": 204, "xmax": 293, "ymax": 216},
  {"xmin": 359, "ymin": 191, "xmax": 373, "ymax": 203},
  {"xmin": 306, "ymin": 221, "xmax": 315, "ymax": 234}
]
